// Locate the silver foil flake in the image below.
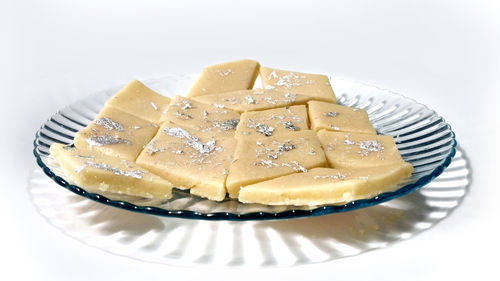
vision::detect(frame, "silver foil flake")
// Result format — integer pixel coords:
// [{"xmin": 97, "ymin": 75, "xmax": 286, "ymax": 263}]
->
[
  {"xmin": 133, "ymin": 125, "xmax": 142, "ymax": 130},
  {"xmin": 254, "ymin": 159, "xmax": 278, "ymax": 168},
  {"xmin": 174, "ymin": 111, "xmax": 192, "ymax": 120},
  {"xmin": 275, "ymin": 72, "xmax": 302, "ymax": 89},
  {"xmin": 267, "ymin": 70, "xmax": 278, "ymax": 80},
  {"xmin": 283, "ymin": 92, "xmax": 296, "ymax": 102},
  {"xmin": 283, "ymin": 121, "xmax": 299, "ymax": 131},
  {"xmin": 324, "ymin": 112, "xmax": 338, "ymax": 117},
  {"xmin": 172, "ymin": 150, "xmax": 184, "ymax": 155},
  {"xmin": 257, "ymin": 124, "xmax": 274, "ymax": 137},
  {"xmin": 86, "ymin": 135, "xmax": 131, "ymax": 147},
  {"xmin": 144, "ymin": 141, "xmax": 165, "ymax": 155},
  {"xmin": 151, "ymin": 102, "xmax": 158, "ymax": 111},
  {"xmin": 263, "ymin": 96, "xmax": 277, "ymax": 104},
  {"xmin": 313, "ymin": 173, "xmax": 347, "ymax": 180},
  {"xmin": 358, "ymin": 140, "xmax": 384, "ymax": 157},
  {"xmin": 282, "ymin": 161, "xmax": 308, "ymax": 173},
  {"xmin": 358, "ymin": 176, "xmax": 369, "ymax": 180},
  {"xmin": 213, "ymin": 118, "xmax": 239, "ymax": 131},
  {"xmin": 344, "ymin": 139, "xmax": 356, "ymax": 145},
  {"xmin": 244, "ymin": 95, "xmax": 256, "ymax": 104},
  {"xmin": 163, "ymin": 127, "xmax": 216, "ymax": 154},
  {"xmin": 264, "ymin": 85, "xmax": 275, "ymax": 90},
  {"xmin": 85, "ymin": 161, "xmax": 145, "ymax": 179},
  {"xmin": 215, "ymin": 69, "xmax": 233, "ymax": 76},
  {"xmin": 330, "ymin": 125, "xmax": 340, "ymax": 131},
  {"xmin": 213, "ymin": 103, "xmax": 225, "ymax": 109},
  {"xmin": 181, "ymin": 100, "xmax": 192, "ymax": 110},
  {"xmin": 94, "ymin": 117, "xmax": 124, "ymax": 131}
]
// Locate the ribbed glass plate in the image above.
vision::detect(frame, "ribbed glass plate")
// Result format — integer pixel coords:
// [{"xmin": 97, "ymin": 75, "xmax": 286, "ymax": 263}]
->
[{"xmin": 33, "ymin": 75, "xmax": 457, "ymax": 221}]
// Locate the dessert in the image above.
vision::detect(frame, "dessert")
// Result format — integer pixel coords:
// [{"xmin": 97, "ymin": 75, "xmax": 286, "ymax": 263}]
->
[
  {"xmin": 73, "ymin": 106, "xmax": 159, "ymax": 161},
  {"xmin": 191, "ymin": 88, "xmax": 313, "ymax": 113},
  {"xmin": 159, "ymin": 95, "xmax": 240, "ymax": 138},
  {"xmin": 226, "ymin": 130, "xmax": 327, "ymax": 198},
  {"xmin": 49, "ymin": 60, "xmax": 414, "ymax": 207},
  {"xmin": 317, "ymin": 130, "xmax": 405, "ymax": 168},
  {"xmin": 235, "ymin": 105, "xmax": 309, "ymax": 138},
  {"xmin": 186, "ymin": 59, "xmax": 260, "ymax": 97},
  {"xmin": 259, "ymin": 66, "xmax": 336, "ymax": 103},
  {"xmin": 105, "ymin": 80, "xmax": 171, "ymax": 124},
  {"xmin": 308, "ymin": 100, "xmax": 376, "ymax": 134},
  {"xmin": 238, "ymin": 164, "xmax": 413, "ymax": 206},
  {"xmin": 50, "ymin": 143, "xmax": 172, "ymax": 199},
  {"xmin": 136, "ymin": 122, "xmax": 235, "ymax": 201}
]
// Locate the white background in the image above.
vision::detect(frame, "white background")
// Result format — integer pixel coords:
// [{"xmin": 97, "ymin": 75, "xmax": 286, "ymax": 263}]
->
[{"xmin": 1, "ymin": 0, "xmax": 499, "ymax": 280}]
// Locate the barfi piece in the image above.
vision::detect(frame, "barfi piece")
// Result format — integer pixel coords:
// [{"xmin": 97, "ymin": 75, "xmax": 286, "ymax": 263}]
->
[
  {"xmin": 136, "ymin": 122, "xmax": 236, "ymax": 201},
  {"xmin": 105, "ymin": 80, "xmax": 171, "ymax": 124},
  {"xmin": 74, "ymin": 106, "xmax": 159, "ymax": 161},
  {"xmin": 160, "ymin": 95, "xmax": 240, "ymax": 138},
  {"xmin": 317, "ymin": 130, "xmax": 405, "ymax": 168},
  {"xmin": 308, "ymin": 100, "xmax": 376, "ymax": 134},
  {"xmin": 50, "ymin": 143, "xmax": 172, "ymax": 199},
  {"xmin": 226, "ymin": 130, "xmax": 327, "ymax": 198},
  {"xmin": 260, "ymin": 66, "xmax": 336, "ymax": 103},
  {"xmin": 235, "ymin": 105, "xmax": 309, "ymax": 138},
  {"xmin": 238, "ymin": 164, "xmax": 413, "ymax": 206},
  {"xmin": 186, "ymin": 59, "xmax": 260, "ymax": 97},
  {"xmin": 191, "ymin": 88, "xmax": 313, "ymax": 113}
]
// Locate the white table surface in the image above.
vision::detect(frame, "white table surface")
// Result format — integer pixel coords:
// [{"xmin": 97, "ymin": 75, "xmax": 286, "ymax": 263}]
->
[{"xmin": 1, "ymin": 0, "xmax": 499, "ymax": 280}]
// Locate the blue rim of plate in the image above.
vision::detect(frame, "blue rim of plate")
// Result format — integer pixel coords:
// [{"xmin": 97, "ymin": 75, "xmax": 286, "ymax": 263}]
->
[{"xmin": 33, "ymin": 133, "xmax": 456, "ymax": 221}]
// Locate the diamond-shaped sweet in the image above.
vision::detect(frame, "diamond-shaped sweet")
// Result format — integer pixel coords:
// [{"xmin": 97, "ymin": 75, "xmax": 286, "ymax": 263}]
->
[
  {"xmin": 235, "ymin": 105, "xmax": 309, "ymax": 138},
  {"xmin": 317, "ymin": 130, "xmax": 405, "ymax": 168},
  {"xmin": 186, "ymin": 59, "xmax": 260, "ymax": 97},
  {"xmin": 226, "ymin": 130, "xmax": 327, "ymax": 198},
  {"xmin": 308, "ymin": 100, "xmax": 376, "ymax": 134},
  {"xmin": 191, "ymin": 88, "xmax": 313, "ymax": 113},
  {"xmin": 238, "ymin": 164, "xmax": 413, "ymax": 206},
  {"xmin": 105, "ymin": 80, "xmax": 171, "ymax": 124},
  {"xmin": 136, "ymin": 122, "xmax": 236, "ymax": 201},
  {"xmin": 74, "ymin": 106, "xmax": 159, "ymax": 161},
  {"xmin": 50, "ymin": 143, "xmax": 173, "ymax": 199},
  {"xmin": 259, "ymin": 66, "xmax": 336, "ymax": 103}
]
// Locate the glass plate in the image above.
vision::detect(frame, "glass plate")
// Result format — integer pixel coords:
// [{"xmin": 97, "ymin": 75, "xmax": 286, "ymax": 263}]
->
[{"xmin": 33, "ymin": 75, "xmax": 457, "ymax": 221}]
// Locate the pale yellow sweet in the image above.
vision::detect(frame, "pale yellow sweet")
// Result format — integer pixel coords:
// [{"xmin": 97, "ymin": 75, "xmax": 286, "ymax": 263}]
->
[
  {"xmin": 74, "ymin": 106, "xmax": 159, "ymax": 161},
  {"xmin": 317, "ymin": 130, "xmax": 405, "ymax": 168},
  {"xmin": 186, "ymin": 59, "xmax": 260, "ymax": 97},
  {"xmin": 308, "ymin": 100, "xmax": 376, "ymax": 134},
  {"xmin": 49, "ymin": 143, "xmax": 173, "ymax": 199},
  {"xmin": 191, "ymin": 88, "xmax": 313, "ymax": 113},
  {"xmin": 105, "ymin": 80, "xmax": 171, "ymax": 124},
  {"xmin": 136, "ymin": 122, "xmax": 235, "ymax": 201},
  {"xmin": 226, "ymin": 130, "xmax": 327, "ymax": 198},
  {"xmin": 238, "ymin": 164, "xmax": 413, "ymax": 206},
  {"xmin": 259, "ymin": 66, "xmax": 336, "ymax": 103},
  {"xmin": 235, "ymin": 105, "xmax": 309, "ymax": 138},
  {"xmin": 159, "ymin": 95, "xmax": 241, "ymax": 138}
]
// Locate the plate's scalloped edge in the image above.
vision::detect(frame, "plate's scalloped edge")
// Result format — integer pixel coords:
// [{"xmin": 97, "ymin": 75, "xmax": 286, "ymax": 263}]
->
[{"xmin": 32, "ymin": 133, "xmax": 457, "ymax": 221}]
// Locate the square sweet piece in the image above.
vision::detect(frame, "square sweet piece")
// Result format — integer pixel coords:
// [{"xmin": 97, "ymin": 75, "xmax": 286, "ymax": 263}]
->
[
  {"xmin": 259, "ymin": 66, "xmax": 336, "ymax": 103},
  {"xmin": 226, "ymin": 130, "xmax": 327, "ymax": 198},
  {"xmin": 317, "ymin": 130, "xmax": 405, "ymax": 168},
  {"xmin": 235, "ymin": 105, "xmax": 309, "ymax": 138},
  {"xmin": 191, "ymin": 88, "xmax": 313, "ymax": 113},
  {"xmin": 74, "ymin": 106, "xmax": 159, "ymax": 161},
  {"xmin": 105, "ymin": 80, "xmax": 171, "ymax": 124},
  {"xmin": 50, "ymin": 143, "xmax": 173, "ymax": 199},
  {"xmin": 136, "ymin": 122, "xmax": 236, "ymax": 201},
  {"xmin": 308, "ymin": 100, "xmax": 376, "ymax": 134},
  {"xmin": 186, "ymin": 59, "xmax": 260, "ymax": 97},
  {"xmin": 238, "ymin": 164, "xmax": 413, "ymax": 206},
  {"xmin": 159, "ymin": 96, "xmax": 240, "ymax": 138}
]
